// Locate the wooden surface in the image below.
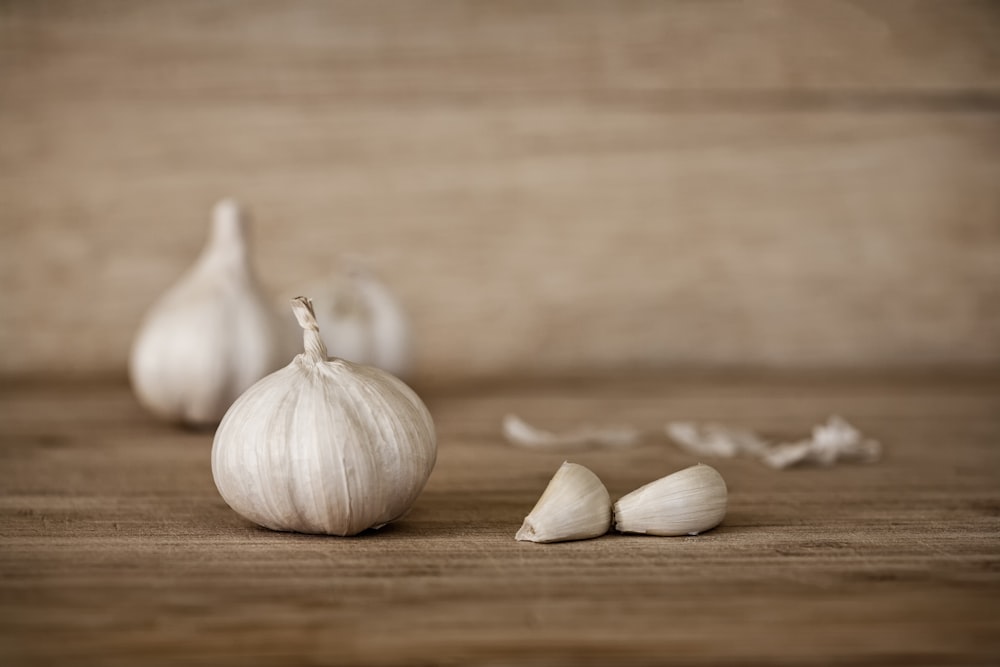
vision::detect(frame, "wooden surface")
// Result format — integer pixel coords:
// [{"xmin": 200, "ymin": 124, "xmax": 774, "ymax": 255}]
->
[
  {"xmin": 1, "ymin": 374, "xmax": 998, "ymax": 666},
  {"xmin": 3, "ymin": 1, "xmax": 1000, "ymax": 379}
]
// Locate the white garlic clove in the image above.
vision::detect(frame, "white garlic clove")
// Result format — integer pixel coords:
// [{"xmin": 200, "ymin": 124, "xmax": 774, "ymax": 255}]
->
[
  {"xmin": 288, "ymin": 264, "xmax": 411, "ymax": 378},
  {"xmin": 614, "ymin": 463, "xmax": 727, "ymax": 536},
  {"xmin": 516, "ymin": 462, "xmax": 612, "ymax": 543},
  {"xmin": 211, "ymin": 296, "xmax": 436, "ymax": 536},
  {"xmin": 129, "ymin": 199, "xmax": 285, "ymax": 426}
]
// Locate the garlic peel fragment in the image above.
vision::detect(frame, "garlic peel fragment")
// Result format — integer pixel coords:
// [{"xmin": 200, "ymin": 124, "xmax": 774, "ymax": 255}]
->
[
  {"xmin": 760, "ymin": 416, "xmax": 881, "ymax": 468},
  {"xmin": 211, "ymin": 296, "xmax": 436, "ymax": 536},
  {"xmin": 665, "ymin": 416, "xmax": 880, "ymax": 469},
  {"xmin": 666, "ymin": 422, "xmax": 769, "ymax": 458},
  {"xmin": 503, "ymin": 414, "xmax": 641, "ymax": 450},
  {"xmin": 516, "ymin": 462, "xmax": 611, "ymax": 543},
  {"xmin": 614, "ymin": 464, "xmax": 727, "ymax": 536}
]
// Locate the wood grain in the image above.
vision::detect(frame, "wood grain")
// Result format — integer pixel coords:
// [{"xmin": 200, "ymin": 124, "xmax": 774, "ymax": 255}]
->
[
  {"xmin": 3, "ymin": 0, "xmax": 999, "ymax": 95},
  {"xmin": 2, "ymin": 1, "xmax": 1000, "ymax": 379},
  {"xmin": 1, "ymin": 375, "xmax": 998, "ymax": 665}
]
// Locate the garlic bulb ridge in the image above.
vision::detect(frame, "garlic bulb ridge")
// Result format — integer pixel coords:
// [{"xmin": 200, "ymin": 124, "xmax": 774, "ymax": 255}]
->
[
  {"xmin": 129, "ymin": 199, "xmax": 284, "ymax": 425},
  {"xmin": 211, "ymin": 297, "xmax": 437, "ymax": 536}
]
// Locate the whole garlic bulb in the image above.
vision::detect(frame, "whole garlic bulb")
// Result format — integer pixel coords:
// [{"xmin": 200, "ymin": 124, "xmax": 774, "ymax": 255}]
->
[
  {"xmin": 129, "ymin": 199, "xmax": 284, "ymax": 426},
  {"xmin": 291, "ymin": 265, "xmax": 411, "ymax": 377},
  {"xmin": 212, "ymin": 296, "xmax": 437, "ymax": 535}
]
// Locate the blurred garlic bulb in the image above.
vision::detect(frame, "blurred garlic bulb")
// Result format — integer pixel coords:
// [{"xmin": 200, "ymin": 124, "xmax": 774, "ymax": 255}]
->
[
  {"xmin": 129, "ymin": 199, "xmax": 284, "ymax": 426},
  {"xmin": 516, "ymin": 462, "xmax": 611, "ymax": 543},
  {"xmin": 291, "ymin": 265, "xmax": 411, "ymax": 377},
  {"xmin": 212, "ymin": 297, "xmax": 436, "ymax": 536},
  {"xmin": 614, "ymin": 464, "xmax": 727, "ymax": 536}
]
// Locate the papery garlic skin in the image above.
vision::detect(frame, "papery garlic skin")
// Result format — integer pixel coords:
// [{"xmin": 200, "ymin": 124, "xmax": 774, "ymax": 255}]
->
[
  {"xmin": 212, "ymin": 297, "xmax": 436, "ymax": 536},
  {"xmin": 503, "ymin": 414, "xmax": 642, "ymax": 450},
  {"xmin": 614, "ymin": 464, "xmax": 727, "ymax": 536},
  {"xmin": 129, "ymin": 199, "xmax": 284, "ymax": 425},
  {"xmin": 516, "ymin": 462, "xmax": 611, "ymax": 543}
]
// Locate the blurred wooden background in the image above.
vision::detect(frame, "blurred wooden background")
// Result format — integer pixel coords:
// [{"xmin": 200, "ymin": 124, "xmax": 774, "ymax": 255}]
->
[{"xmin": 2, "ymin": 0, "xmax": 999, "ymax": 381}]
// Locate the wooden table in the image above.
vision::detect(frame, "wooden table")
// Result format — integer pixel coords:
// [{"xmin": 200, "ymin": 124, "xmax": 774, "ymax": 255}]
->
[{"xmin": 2, "ymin": 374, "xmax": 998, "ymax": 666}]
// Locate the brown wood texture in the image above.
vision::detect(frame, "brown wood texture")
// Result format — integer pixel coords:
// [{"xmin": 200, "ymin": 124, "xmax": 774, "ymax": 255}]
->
[
  {"xmin": 1, "ymin": 375, "xmax": 998, "ymax": 666},
  {"xmin": 2, "ymin": 1, "xmax": 1000, "ymax": 379}
]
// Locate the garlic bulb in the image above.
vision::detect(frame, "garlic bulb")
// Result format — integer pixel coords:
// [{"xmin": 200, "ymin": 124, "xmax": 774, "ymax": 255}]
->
[
  {"xmin": 129, "ymin": 199, "xmax": 284, "ymax": 426},
  {"xmin": 614, "ymin": 464, "xmax": 727, "ymax": 536},
  {"xmin": 516, "ymin": 462, "xmax": 611, "ymax": 543},
  {"xmin": 291, "ymin": 265, "xmax": 411, "ymax": 377},
  {"xmin": 212, "ymin": 296, "xmax": 436, "ymax": 536}
]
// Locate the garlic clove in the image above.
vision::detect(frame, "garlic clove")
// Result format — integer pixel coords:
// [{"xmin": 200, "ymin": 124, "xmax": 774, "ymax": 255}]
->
[
  {"xmin": 129, "ymin": 199, "xmax": 284, "ymax": 425},
  {"xmin": 516, "ymin": 462, "xmax": 612, "ymax": 543},
  {"xmin": 211, "ymin": 296, "xmax": 436, "ymax": 536},
  {"xmin": 614, "ymin": 463, "xmax": 727, "ymax": 536}
]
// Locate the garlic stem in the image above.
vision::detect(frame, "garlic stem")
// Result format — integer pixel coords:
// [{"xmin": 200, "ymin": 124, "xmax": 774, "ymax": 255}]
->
[
  {"xmin": 291, "ymin": 296, "xmax": 329, "ymax": 363},
  {"xmin": 206, "ymin": 199, "xmax": 249, "ymax": 262}
]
